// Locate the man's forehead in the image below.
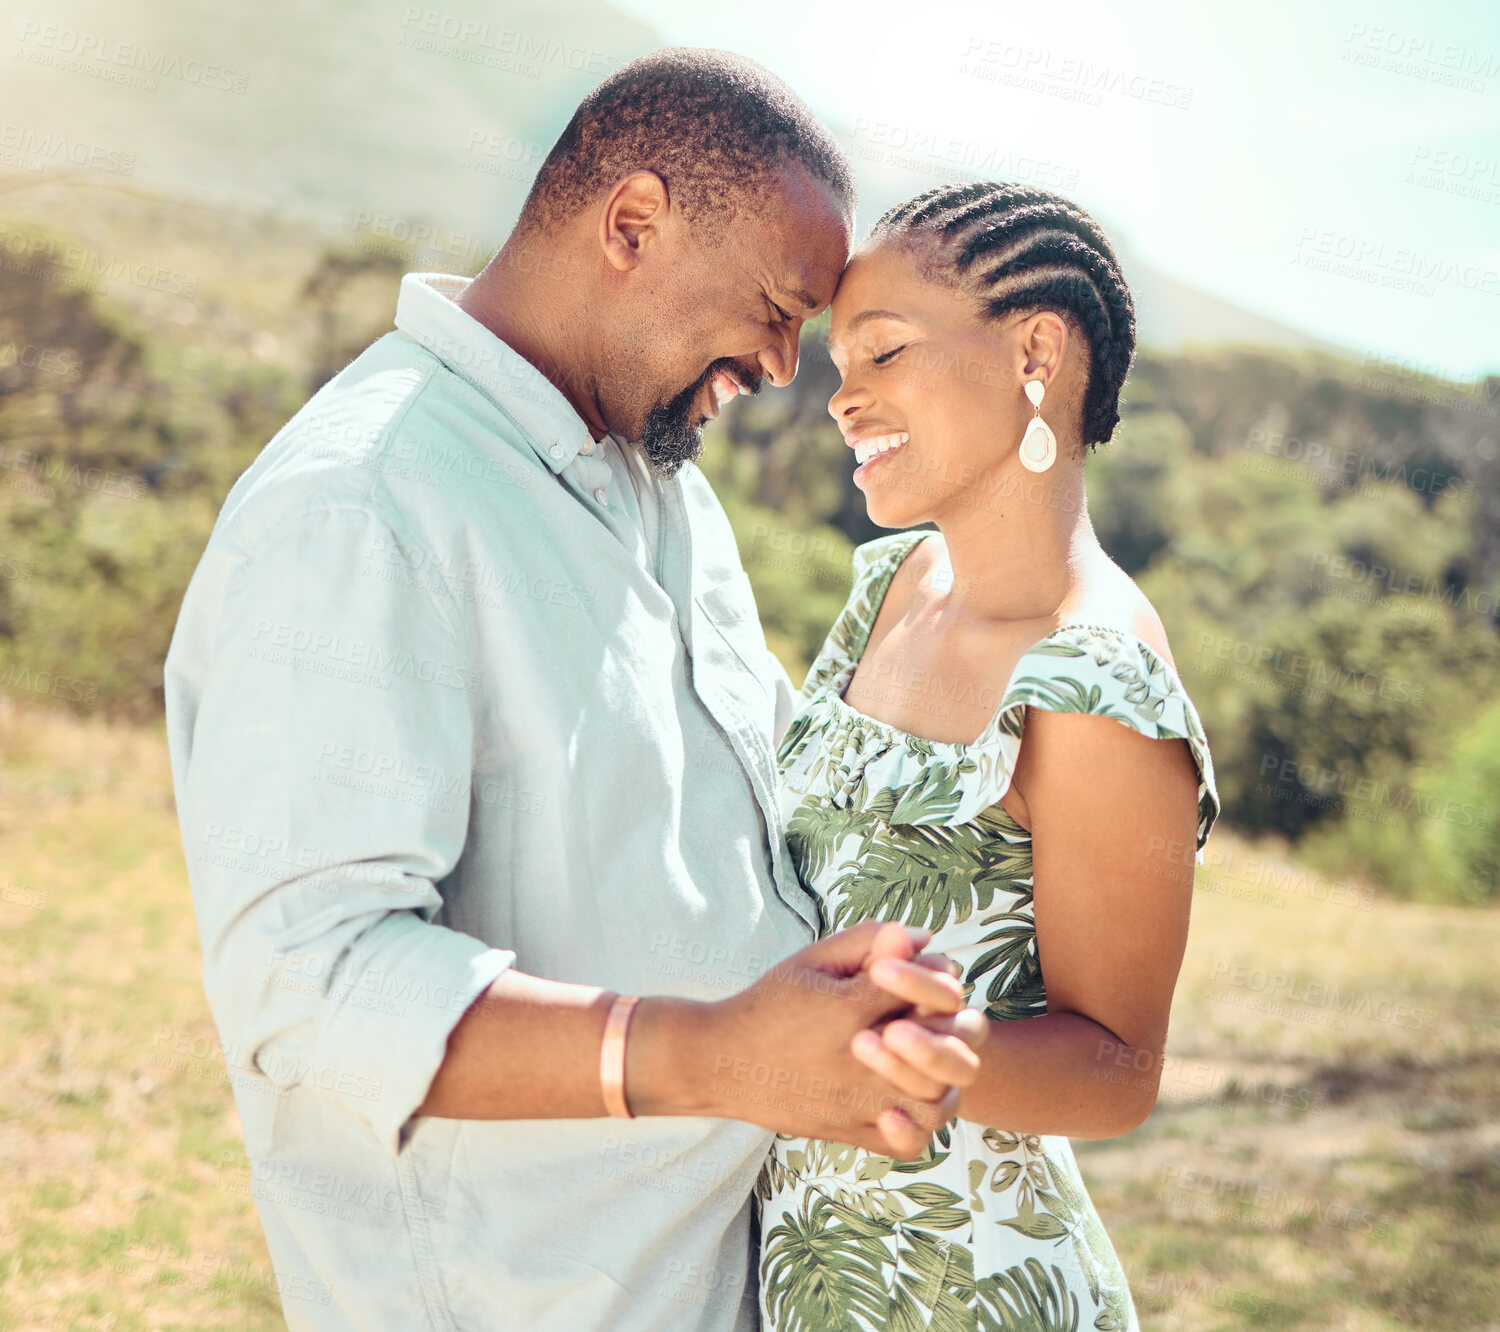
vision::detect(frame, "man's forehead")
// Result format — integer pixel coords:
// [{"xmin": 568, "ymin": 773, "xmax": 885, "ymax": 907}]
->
[
  {"xmin": 775, "ymin": 227, "xmax": 852, "ymax": 311},
  {"xmin": 749, "ymin": 164, "xmax": 851, "ymax": 302},
  {"xmin": 781, "ymin": 271, "xmax": 835, "ymax": 313}
]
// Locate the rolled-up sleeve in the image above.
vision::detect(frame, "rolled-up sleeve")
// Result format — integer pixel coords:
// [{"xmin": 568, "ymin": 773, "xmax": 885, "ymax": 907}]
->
[{"xmin": 166, "ymin": 497, "xmax": 515, "ymax": 1154}]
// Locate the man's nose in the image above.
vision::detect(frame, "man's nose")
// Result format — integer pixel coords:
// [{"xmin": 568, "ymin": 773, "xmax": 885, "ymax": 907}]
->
[{"xmin": 758, "ymin": 321, "xmax": 800, "ymax": 388}]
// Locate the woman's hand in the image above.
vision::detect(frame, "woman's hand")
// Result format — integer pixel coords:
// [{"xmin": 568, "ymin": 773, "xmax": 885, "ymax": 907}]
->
[{"xmin": 851, "ymin": 948, "xmax": 988, "ymax": 1143}]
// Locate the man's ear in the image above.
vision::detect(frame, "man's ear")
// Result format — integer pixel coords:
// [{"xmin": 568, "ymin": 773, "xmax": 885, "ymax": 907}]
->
[{"xmin": 599, "ymin": 170, "xmax": 671, "ymax": 273}]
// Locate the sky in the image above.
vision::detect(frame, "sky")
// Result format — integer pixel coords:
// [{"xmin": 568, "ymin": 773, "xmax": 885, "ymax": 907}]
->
[{"xmin": 610, "ymin": 0, "xmax": 1500, "ymax": 382}]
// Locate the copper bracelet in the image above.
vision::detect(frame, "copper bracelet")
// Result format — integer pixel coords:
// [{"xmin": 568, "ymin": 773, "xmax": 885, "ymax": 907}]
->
[{"xmin": 599, "ymin": 993, "xmax": 641, "ymax": 1119}]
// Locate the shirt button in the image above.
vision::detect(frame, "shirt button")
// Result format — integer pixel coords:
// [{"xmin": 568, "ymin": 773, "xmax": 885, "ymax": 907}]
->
[
  {"xmin": 593, "ymin": 487, "xmax": 608, "ymax": 505},
  {"xmin": 579, "ymin": 439, "xmax": 593, "ymax": 456},
  {"xmin": 548, "ymin": 443, "xmax": 565, "ymax": 462}
]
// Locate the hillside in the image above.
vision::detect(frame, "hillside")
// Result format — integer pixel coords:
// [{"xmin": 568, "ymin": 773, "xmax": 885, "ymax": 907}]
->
[
  {"xmin": 8, "ymin": 0, "xmax": 1372, "ymax": 363},
  {"xmin": 6, "ymin": 0, "xmax": 658, "ymax": 230}
]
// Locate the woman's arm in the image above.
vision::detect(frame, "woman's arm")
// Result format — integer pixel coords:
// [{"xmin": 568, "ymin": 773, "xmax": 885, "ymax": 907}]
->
[{"xmin": 854, "ymin": 707, "xmax": 1202, "ymax": 1139}]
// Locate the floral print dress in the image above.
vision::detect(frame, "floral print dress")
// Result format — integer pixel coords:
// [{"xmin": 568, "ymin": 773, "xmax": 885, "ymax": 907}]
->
[{"xmin": 756, "ymin": 529, "xmax": 1220, "ymax": 1332}]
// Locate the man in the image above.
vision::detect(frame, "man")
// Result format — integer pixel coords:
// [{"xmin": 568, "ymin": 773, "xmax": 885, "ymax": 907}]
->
[{"xmin": 165, "ymin": 49, "xmax": 981, "ymax": 1330}]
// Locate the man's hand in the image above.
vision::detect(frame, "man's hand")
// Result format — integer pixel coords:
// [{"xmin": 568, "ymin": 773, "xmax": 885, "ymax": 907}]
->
[{"xmin": 626, "ymin": 922, "xmax": 983, "ymax": 1158}]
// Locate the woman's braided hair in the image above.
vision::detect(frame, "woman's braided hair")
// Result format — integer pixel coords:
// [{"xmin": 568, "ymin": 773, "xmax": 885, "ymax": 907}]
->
[{"xmin": 869, "ymin": 182, "xmax": 1136, "ymax": 448}]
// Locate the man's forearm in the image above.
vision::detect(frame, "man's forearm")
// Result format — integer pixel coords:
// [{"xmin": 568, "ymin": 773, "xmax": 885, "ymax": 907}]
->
[
  {"xmin": 415, "ymin": 924, "xmax": 986, "ymax": 1159},
  {"xmin": 949, "ymin": 1011, "xmax": 1158, "ymax": 1139},
  {"xmin": 415, "ymin": 970, "xmax": 715, "ymax": 1120}
]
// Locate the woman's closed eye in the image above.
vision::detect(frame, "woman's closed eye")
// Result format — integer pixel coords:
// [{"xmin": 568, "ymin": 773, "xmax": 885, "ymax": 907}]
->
[{"xmin": 873, "ymin": 344, "xmax": 907, "ymax": 366}]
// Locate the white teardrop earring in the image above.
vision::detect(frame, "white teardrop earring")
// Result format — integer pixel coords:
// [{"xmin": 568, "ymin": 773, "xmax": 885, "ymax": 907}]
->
[{"xmin": 1019, "ymin": 379, "xmax": 1056, "ymax": 473}]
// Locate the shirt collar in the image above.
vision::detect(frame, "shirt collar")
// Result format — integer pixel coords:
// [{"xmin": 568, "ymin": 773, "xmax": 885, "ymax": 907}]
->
[{"xmin": 393, "ymin": 271, "xmax": 598, "ymax": 475}]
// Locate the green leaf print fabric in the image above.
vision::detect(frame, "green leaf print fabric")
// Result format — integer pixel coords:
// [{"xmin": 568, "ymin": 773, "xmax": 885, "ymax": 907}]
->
[{"xmin": 757, "ymin": 529, "xmax": 1221, "ymax": 1332}]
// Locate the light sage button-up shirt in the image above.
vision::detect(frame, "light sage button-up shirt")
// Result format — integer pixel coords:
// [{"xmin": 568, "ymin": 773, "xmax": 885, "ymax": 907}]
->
[{"xmin": 164, "ymin": 272, "xmax": 820, "ymax": 1330}]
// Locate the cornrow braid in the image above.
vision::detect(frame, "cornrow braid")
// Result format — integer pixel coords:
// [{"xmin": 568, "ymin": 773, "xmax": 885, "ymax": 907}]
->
[{"xmin": 869, "ymin": 182, "xmax": 1135, "ymax": 447}]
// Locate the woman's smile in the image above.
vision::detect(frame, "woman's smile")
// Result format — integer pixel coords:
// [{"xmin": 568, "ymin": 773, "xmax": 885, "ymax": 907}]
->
[{"xmin": 846, "ymin": 429, "xmax": 910, "ymax": 481}]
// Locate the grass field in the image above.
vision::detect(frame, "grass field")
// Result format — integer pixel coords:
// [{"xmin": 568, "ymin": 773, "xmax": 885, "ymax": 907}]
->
[{"xmin": 0, "ymin": 699, "xmax": 1496, "ymax": 1330}]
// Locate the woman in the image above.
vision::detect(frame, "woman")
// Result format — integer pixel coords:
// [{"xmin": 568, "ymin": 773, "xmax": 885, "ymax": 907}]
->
[{"xmin": 755, "ymin": 182, "xmax": 1220, "ymax": 1331}]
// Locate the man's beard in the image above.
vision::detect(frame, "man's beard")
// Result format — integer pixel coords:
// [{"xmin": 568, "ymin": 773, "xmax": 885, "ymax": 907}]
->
[{"xmin": 637, "ymin": 360, "xmax": 758, "ymax": 478}]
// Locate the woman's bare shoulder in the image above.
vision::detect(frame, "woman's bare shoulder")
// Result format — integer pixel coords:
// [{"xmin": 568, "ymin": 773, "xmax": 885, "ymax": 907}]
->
[{"xmin": 1065, "ymin": 554, "xmax": 1176, "ymax": 669}]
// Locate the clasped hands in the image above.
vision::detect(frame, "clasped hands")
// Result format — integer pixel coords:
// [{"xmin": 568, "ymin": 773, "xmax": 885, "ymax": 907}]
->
[{"xmin": 698, "ymin": 920, "xmax": 989, "ymax": 1158}]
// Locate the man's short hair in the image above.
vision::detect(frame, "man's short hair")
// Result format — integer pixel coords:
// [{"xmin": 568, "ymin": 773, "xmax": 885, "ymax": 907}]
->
[{"xmin": 517, "ymin": 48, "xmax": 855, "ymax": 236}]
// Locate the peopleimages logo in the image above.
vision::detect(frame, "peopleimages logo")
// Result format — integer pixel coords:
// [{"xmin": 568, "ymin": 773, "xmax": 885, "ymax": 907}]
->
[
  {"xmin": 1208, "ymin": 961, "xmax": 1438, "ymax": 1032},
  {"xmin": 957, "ymin": 37, "xmax": 1193, "ymax": 109},
  {"xmin": 1258, "ymin": 755, "xmax": 1490, "ymax": 830},
  {"xmin": 396, "ymin": 7, "xmax": 627, "ymax": 77},
  {"xmin": 1342, "ymin": 22, "xmax": 1497, "ymax": 94},
  {"xmin": 0, "ymin": 123, "xmax": 136, "ymax": 175},
  {"xmin": 1310, "ymin": 551, "xmax": 1496, "ymax": 616},
  {"xmin": 1293, "ymin": 227, "xmax": 1500, "ymax": 297},
  {"xmin": 0, "ymin": 225, "xmax": 197, "ymax": 297},
  {"xmin": 848, "ymin": 118, "xmax": 1080, "ymax": 190},
  {"xmin": 1241, "ymin": 428, "xmax": 1474, "ymax": 500},
  {"xmin": 14, "ymin": 20, "xmax": 250, "ymax": 93},
  {"xmin": 248, "ymin": 617, "xmax": 483, "ymax": 692},
  {"xmin": 1195, "ymin": 633, "xmax": 1424, "ymax": 705}
]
